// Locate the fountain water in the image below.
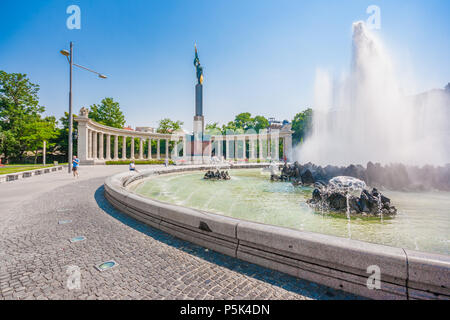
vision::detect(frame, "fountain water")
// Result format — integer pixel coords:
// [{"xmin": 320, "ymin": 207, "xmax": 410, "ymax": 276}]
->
[{"xmin": 297, "ymin": 21, "xmax": 450, "ymax": 166}]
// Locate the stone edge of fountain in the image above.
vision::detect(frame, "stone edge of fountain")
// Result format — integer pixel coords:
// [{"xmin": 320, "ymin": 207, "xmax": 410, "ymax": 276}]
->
[{"xmin": 103, "ymin": 164, "xmax": 450, "ymax": 300}]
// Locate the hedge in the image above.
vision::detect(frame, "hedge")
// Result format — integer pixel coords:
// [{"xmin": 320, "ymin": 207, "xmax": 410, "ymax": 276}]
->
[{"xmin": 105, "ymin": 160, "xmax": 174, "ymax": 165}]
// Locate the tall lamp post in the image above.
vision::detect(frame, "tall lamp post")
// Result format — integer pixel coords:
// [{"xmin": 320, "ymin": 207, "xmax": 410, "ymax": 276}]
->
[{"xmin": 60, "ymin": 42, "xmax": 107, "ymax": 173}]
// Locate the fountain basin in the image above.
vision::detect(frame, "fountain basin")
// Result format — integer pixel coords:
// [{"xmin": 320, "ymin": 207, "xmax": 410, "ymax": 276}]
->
[{"xmin": 104, "ymin": 165, "xmax": 450, "ymax": 300}]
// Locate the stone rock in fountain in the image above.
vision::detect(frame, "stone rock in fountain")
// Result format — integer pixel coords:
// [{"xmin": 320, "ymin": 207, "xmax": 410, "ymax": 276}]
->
[
  {"xmin": 203, "ymin": 170, "xmax": 230, "ymax": 181},
  {"xmin": 276, "ymin": 162, "xmax": 316, "ymax": 186},
  {"xmin": 307, "ymin": 176, "xmax": 397, "ymax": 216},
  {"xmin": 300, "ymin": 169, "xmax": 315, "ymax": 185}
]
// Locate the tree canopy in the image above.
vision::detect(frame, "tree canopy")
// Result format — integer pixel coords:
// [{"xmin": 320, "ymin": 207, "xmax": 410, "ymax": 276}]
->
[
  {"xmin": 157, "ymin": 118, "xmax": 184, "ymax": 134},
  {"xmin": 206, "ymin": 113, "xmax": 269, "ymax": 135},
  {"xmin": 291, "ymin": 108, "xmax": 313, "ymax": 144},
  {"xmin": 88, "ymin": 97, "xmax": 125, "ymax": 128},
  {"xmin": 0, "ymin": 71, "xmax": 57, "ymax": 162}
]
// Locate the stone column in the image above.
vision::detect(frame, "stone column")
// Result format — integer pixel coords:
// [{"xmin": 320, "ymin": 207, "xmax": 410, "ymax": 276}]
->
[
  {"xmin": 139, "ymin": 138, "xmax": 144, "ymax": 160},
  {"xmin": 130, "ymin": 137, "xmax": 135, "ymax": 159},
  {"xmin": 216, "ymin": 137, "xmax": 222, "ymax": 158},
  {"xmin": 242, "ymin": 137, "xmax": 247, "ymax": 160},
  {"xmin": 98, "ymin": 133, "xmax": 104, "ymax": 160},
  {"xmin": 148, "ymin": 138, "xmax": 152, "ymax": 159},
  {"xmin": 274, "ymin": 136, "xmax": 279, "ymax": 161},
  {"xmin": 87, "ymin": 129, "xmax": 92, "ymax": 159},
  {"xmin": 157, "ymin": 139, "xmax": 160, "ymax": 159},
  {"xmin": 76, "ymin": 120, "xmax": 89, "ymax": 162},
  {"xmin": 250, "ymin": 138, "xmax": 256, "ymax": 159},
  {"xmin": 122, "ymin": 136, "xmax": 127, "ymax": 160},
  {"xmin": 259, "ymin": 133, "xmax": 266, "ymax": 160},
  {"xmin": 106, "ymin": 134, "xmax": 111, "ymax": 160},
  {"xmin": 183, "ymin": 136, "xmax": 189, "ymax": 161},
  {"xmin": 92, "ymin": 131, "xmax": 98, "ymax": 159},
  {"xmin": 285, "ymin": 135, "xmax": 292, "ymax": 161},
  {"xmin": 165, "ymin": 139, "xmax": 169, "ymax": 159},
  {"xmin": 226, "ymin": 136, "xmax": 231, "ymax": 160},
  {"xmin": 114, "ymin": 135, "xmax": 119, "ymax": 160},
  {"xmin": 206, "ymin": 137, "xmax": 212, "ymax": 159}
]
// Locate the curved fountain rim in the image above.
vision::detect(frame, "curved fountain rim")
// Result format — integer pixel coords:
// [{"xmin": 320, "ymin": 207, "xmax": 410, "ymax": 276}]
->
[{"xmin": 104, "ymin": 164, "xmax": 450, "ymax": 300}]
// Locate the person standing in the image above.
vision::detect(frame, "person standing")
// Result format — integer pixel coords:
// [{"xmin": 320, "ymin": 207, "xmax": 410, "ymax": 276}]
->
[
  {"xmin": 129, "ymin": 160, "xmax": 139, "ymax": 173},
  {"xmin": 72, "ymin": 156, "xmax": 80, "ymax": 178}
]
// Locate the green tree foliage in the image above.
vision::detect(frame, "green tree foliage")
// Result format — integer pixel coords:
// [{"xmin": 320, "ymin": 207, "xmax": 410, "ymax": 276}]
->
[
  {"xmin": 88, "ymin": 97, "xmax": 125, "ymax": 128},
  {"xmin": 0, "ymin": 71, "xmax": 47, "ymax": 161},
  {"xmin": 253, "ymin": 115, "xmax": 269, "ymax": 132},
  {"xmin": 52, "ymin": 112, "xmax": 78, "ymax": 157},
  {"xmin": 291, "ymin": 108, "xmax": 313, "ymax": 144},
  {"xmin": 207, "ymin": 113, "xmax": 269, "ymax": 135},
  {"xmin": 23, "ymin": 116, "xmax": 58, "ymax": 163},
  {"xmin": 157, "ymin": 118, "xmax": 184, "ymax": 134}
]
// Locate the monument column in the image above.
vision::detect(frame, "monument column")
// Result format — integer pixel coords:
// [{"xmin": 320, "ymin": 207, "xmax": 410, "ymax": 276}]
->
[
  {"xmin": 165, "ymin": 138, "xmax": 169, "ymax": 159},
  {"xmin": 242, "ymin": 137, "xmax": 247, "ymax": 160},
  {"xmin": 139, "ymin": 138, "xmax": 144, "ymax": 160},
  {"xmin": 157, "ymin": 139, "xmax": 160, "ymax": 159},
  {"xmin": 250, "ymin": 138, "xmax": 256, "ymax": 159},
  {"xmin": 92, "ymin": 131, "xmax": 98, "ymax": 159},
  {"xmin": 216, "ymin": 137, "xmax": 222, "ymax": 159},
  {"xmin": 105, "ymin": 134, "xmax": 111, "ymax": 160},
  {"xmin": 98, "ymin": 133, "xmax": 104, "ymax": 160},
  {"xmin": 87, "ymin": 129, "xmax": 92, "ymax": 159},
  {"xmin": 114, "ymin": 135, "xmax": 119, "ymax": 160},
  {"xmin": 183, "ymin": 136, "xmax": 189, "ymax": 161},
  {"xmin": 122, "ymin": 136, "xmax": 127, "ymax": 160},
  {"xmin": 76, "ymin": 118, "xmax": 89, "ymax": 163},
  {"xmin": 148, "ymin": 138, "xmax": 152, "ymax": 159},
  {"xmin": 259, "ymin": 134, "xmax": 264, "ymax": 160},
  {"xmin": 130, "ymin": 137, "xmax": 135, "ymax": 159},
  {"xmin": 285, "ymin": 135, "xmax": 292, "ymax": 161}
]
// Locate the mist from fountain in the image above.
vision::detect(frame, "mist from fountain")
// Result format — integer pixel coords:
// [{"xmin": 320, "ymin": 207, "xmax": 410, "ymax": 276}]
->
[{"xmin": 297, "ymin": 21, "xmax": 450, "ymax": 166}]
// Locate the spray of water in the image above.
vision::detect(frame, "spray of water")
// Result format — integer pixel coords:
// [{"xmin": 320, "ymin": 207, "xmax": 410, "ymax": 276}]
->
[{"xmin": 297, "ymin": 21, "xmax": 450, "ymax": 166}]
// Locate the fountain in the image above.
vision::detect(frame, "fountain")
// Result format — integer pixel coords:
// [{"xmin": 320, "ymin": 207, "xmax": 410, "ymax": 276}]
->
[
  {"xmin": 203, "ymin": 170, "xmax": 231, "ymax": 180},
  {"xmin": 307, "ymin": 176, "xmax": 397, "ymax": 217},
  {"xmin": 297, "ymin": 21, "xmax": 450, "ymax": 167}
]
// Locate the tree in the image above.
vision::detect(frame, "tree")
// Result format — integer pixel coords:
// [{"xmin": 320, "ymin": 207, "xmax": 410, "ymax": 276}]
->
[
  {"xmin": 234, "ymin": 112, "xmax": 253, "ymax": 130},
  {"xmin": 53, "ymin": 112, "xmax": 78, "ymax": 157},
  {"xmin": 88, "ymin": 97, "xmax": 125, "ymax": 128},
  {"xmin": 253, "ymin": 115, "xmax": 269, "ymax": 132},
  {"xmin": 205, "ymin": 122, "xmax": 220, "ymax": 132},
  {"xmin": 220, "ymin": 113, "xmax": 269, "ymax": 133},
  {"xmin": 0, "ymin": 71, "xmax": 45, "ymax": 162},
  {"xmin": 23, "ymin": 116, "xmax": 58, "ymax": 163},
  {"xmin": 157, "ymin": 118, "xmax": 184, "ymax": 134},
  {"xmin": 291, "ymin": 108, "xmax": 313, "ymax": 144}
]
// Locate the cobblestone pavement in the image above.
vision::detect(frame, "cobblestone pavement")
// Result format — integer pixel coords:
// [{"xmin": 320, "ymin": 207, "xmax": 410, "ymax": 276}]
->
[{"xmin": 0, "ymin": 165, "xmax": 361, "ymax": 300}]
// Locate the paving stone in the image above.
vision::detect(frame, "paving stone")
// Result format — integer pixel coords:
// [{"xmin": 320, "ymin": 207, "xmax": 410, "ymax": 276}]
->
[{"xmin": 0, "ymin": 166, "xmax": 360, "ymax": 300}]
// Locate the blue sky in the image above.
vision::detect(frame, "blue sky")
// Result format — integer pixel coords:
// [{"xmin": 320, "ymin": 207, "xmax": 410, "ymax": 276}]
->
[{"xmin": 0, "ymin": 0, "xmax": 449, "ymax": 130}]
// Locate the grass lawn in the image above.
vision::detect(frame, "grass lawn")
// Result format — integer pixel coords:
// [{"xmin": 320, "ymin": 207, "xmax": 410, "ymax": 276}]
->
[{"xmin": 0, "ymin": 165, "xmax": 55, "ymax": 175}]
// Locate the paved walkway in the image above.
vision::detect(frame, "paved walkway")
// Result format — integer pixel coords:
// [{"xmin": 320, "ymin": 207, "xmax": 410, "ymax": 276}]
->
[{"xmin": 0, "ymin": 165, "xmax": 360, "ymax": 300}]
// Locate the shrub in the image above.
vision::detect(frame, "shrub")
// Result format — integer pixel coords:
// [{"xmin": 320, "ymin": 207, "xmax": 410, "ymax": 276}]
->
[{"xmin": 105, "ymin": 160, "xmax": 174, "ymax": 165}]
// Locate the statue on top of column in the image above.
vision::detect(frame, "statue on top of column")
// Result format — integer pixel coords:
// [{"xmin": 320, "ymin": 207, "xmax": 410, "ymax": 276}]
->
[
  {"xmin": 194, "ymin": 44, "xmax": 204, "ymax": 85},
  {"xmin": 79, "ymin": 107, "xmax": 89, "ymax": 117}
]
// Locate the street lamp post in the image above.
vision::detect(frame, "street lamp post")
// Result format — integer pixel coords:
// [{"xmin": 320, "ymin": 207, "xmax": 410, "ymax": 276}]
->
[{"xmin": 60, "ymin": 42, "xmax": 107, "ymax": 173}]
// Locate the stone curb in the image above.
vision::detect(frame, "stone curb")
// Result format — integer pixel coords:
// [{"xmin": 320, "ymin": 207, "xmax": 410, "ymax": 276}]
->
[
  {"xmin": 0, "ymin": 166, "xmax": 64, "ymax": 183},
  {"xmin": 104, "ymin": 164, "xmax": 450, "ymax": 300}
]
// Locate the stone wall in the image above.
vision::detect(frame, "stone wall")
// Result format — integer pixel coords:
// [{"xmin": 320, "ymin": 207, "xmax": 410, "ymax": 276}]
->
[{"xmin": 104, "ymin": 165, "xmax": 450, "ymax": 300}]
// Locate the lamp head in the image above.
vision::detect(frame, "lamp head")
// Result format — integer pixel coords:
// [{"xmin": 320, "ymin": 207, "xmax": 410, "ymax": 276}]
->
[{"xmin": 60, "ymin": 49, "xmax": 70, "ymax": 57}]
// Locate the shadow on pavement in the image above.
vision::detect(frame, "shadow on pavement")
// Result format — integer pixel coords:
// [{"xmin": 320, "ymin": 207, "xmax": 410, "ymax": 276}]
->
[{"xmin": 94, "ymin": 185, "xmax": 364, "ymax": 300}]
